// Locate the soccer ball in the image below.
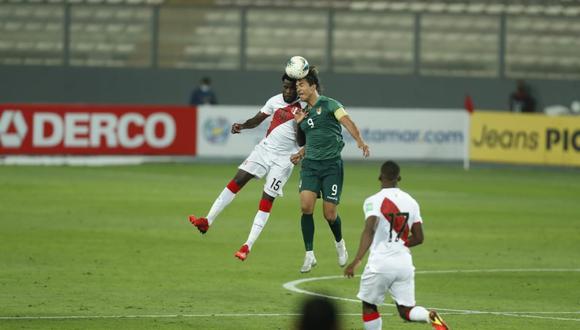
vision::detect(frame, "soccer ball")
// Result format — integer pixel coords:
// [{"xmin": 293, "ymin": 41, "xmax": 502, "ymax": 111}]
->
[{"xmin": 285, "ymin": 56, "xmax": 309, "ymax": 79}]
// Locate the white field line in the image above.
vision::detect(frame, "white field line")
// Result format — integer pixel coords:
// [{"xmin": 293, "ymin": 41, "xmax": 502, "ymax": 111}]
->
[
  {"xmin": 414, "ymin": 268, "xmax": 580, "ymax": 274},
  {"xmin": 488, "ymin": 313, "xmax": 580, "ymax": 322},
  {"xmin": 1, "ymin": 311, "xmax": 577, "ymax": 321},
  {"xmin": 282, "ymin": 268, "xmax": 580, "ymax": 323},
  {"xmin": 2, "ymin": 269, "xmax": 578, "ymax": 322},
  {"xmin": 0, "ymin": 313, "xmax": 387, "ymax": 321}
]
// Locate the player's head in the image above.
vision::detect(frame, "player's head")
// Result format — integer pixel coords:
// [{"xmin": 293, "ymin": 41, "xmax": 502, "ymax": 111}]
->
[
  {"xmin": 281, "ymin": 73, "xmax": 298, "ymax": 103},
  {"xmin": 200, "ymin": 77, "xmax": 211, "ymax": 86},
  {"xmin": 296, "ymin": 66, "xmax": 321, "ymax": 102},
  {"xmin": 379, "ymin": 160, "xmax": 401, "ymax": 187}
]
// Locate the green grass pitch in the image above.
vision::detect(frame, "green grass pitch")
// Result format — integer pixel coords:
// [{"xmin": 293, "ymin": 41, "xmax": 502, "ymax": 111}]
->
[{"xmin": 0, "ymin": 162, "xmax": 579, "ymax": 329}]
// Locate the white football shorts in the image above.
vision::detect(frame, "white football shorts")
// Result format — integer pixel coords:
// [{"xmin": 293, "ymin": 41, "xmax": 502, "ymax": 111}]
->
[
  {"xmin": 238, "ymin": 144, "xmax": 295, "ymax": 198},
  {"xmin": 356, "ymin": 264, "xmax": 416, "ymax": 307}
]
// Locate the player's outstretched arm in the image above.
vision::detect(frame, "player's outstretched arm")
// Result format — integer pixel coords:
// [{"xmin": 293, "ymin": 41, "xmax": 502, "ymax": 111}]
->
[
  {"xmin": 231, "ymin": 112, "xmax": 269, "ymax": 134},
  {"xmin": 339, "ymin": 115, "xmax": 370, "ymax": 158},
  {"xmin": 344, "ymin": 216, "xmax": 377, "ymax": 278}
]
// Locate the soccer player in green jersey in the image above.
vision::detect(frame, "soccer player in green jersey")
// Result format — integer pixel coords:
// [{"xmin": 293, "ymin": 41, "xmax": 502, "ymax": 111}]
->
[{"xmin": 292, "ymin": 67, "xmax": 370, "ymax": 273}]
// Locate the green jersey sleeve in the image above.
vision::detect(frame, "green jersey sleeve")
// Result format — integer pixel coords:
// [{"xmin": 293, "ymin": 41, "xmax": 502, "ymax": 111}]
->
[{"xmin": 325, "ymin": 97, "xmax": 343, "ymax": 112}]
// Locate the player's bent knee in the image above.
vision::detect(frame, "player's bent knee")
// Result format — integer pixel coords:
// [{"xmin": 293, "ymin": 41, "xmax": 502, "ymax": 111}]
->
[
  {"xmin": 322, "ymin": 207, "xmax": 337, "ymax": 222},
  {"xmin": 233, "ymin": 170, "xmax": 254, "ymax": 187},
  {"xmin": 261, "ymin": 191, "xmax": 276, "ymax": 201},
  {"xmin": 323, "ymin": 212, "xmax": 337, "ymax": 222},
  {"xmin": 300, "ymin": 196, "xmax": 316, "ymax": 214}
]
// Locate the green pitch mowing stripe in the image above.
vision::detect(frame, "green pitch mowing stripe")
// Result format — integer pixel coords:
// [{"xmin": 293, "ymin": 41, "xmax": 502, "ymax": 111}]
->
[
  {"xmin": 0, "ymin": 163, "xmax": 579, "ymax": 329},
  {"xmin": 0, "ymin": 312, "xmax": 375, "ymax": 320}
]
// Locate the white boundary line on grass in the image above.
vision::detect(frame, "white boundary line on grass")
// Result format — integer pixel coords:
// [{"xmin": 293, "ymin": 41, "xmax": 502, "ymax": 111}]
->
[
  {"xmin": 282, "ymin": 268, "xmax": 580, "ymax": 323},
  {"xmin": 1, "ymin": 269, "xmax": 578, "ymax": 322},
  {"xmin": 0, "ymin": 313, "xmax": 379, "ymax": 321}
]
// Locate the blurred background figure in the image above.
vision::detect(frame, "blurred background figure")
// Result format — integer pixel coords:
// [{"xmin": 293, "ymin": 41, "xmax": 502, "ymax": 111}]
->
[
  {"xmin": 296, "ymin": 296, "xmax": 341, "ymax": 330},
  {"xmin": 509, "ymin": 80, "xmax": 536, "ymax": 113},
  {"xmin": 190, "ymin": 77, "xmax": 218, "ymax": 106}
]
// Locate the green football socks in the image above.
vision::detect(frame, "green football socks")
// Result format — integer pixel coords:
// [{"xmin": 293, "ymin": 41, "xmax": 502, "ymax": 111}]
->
[
  {"xmin": 301, "ymin": 213, "xmax": 314, "ymax": 251},
  {"xmin": 328, "ymin": 215, "xmax": 342, "ymax": 242}
]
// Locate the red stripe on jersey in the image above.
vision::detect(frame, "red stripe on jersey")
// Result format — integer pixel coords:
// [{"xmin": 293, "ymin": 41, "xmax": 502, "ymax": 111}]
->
[
  {"xmin": 362, "ymin": 311, "xmax": 380, "ymax": 322},
  {"xmin": 380, "ymin": 197, "xmax": 410, "ymax": 244},
  {"xmin": 265, "ymin": 102, "xmax": 302, "ymax": 137}
]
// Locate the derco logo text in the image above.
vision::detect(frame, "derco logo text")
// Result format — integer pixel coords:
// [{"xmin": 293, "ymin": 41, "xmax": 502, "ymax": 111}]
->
[
  {"xmin": 0, "ymin": 110, "xmax": 28, "ymax": 148},
  {"xmin": 0, "ymin": 110, "xmax": 176, "ymax": 149}
]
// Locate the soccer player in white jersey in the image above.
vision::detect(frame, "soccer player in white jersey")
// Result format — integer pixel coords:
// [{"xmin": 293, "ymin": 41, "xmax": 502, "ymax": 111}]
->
[
  {"xmin": 188, "ymin": 73, "xmax": 304, "ymax": 262},
  {"xmin": 344, "ymin": 161, "xmax": 449, "ymax": 330}
]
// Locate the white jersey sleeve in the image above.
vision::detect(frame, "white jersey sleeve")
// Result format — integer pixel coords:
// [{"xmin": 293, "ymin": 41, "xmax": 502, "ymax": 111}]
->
[
  {"xmin": 259, "ymin": 95, "xmax": 279, "ymax": 116},
  {"xmin": 363, "ymin": 195, "xmax": 382, "ymax": 220}
]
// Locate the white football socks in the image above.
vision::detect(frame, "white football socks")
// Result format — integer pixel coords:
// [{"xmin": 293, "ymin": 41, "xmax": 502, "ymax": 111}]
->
[
  {"xmin": 245, "ymin": 210, "xmax": 270, "ymax": 249},
  {"xmin": 409, "ymin": 306, "xmax": 430, "ymax": 322},
  {"xmin": 363, "ymin": 316, "xmax": 382, "ymax": 330},
  {"xmin": 206, "ymin": 187, "xmax": 236, "ymax": 225}
]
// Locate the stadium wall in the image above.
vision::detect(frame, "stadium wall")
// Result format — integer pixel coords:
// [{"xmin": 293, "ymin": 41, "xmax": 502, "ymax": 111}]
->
[
  {"xmin": 470, "ymin": 112, "xmax": 580, "ymax": 167},
  {"xmin": 0, "ymin": 66, "xmax": 579, "ymax": 111},
  {"xmin": 0, "ymin": 104, "xmax": 196, "ymax": 161},
  {"xmin": 2, "ymin": 104, "xmax": 578, "ymax": 167},
  {"xmin": 198, "ymin": 106, "xmax": 468, "ymax": 161}
]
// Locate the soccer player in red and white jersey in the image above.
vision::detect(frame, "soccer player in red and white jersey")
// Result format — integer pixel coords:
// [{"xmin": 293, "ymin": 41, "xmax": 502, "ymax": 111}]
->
[
  {"xmin": 188, "ymin": 73, "xmax": 304, "ymax": 261},
  {"xmin": 344, "ymin": 161, "xmax": 449, "ymax": 330}
]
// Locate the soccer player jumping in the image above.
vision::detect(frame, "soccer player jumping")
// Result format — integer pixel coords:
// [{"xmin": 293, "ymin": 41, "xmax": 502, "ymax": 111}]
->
[
  {"xmin": 292, "ymin": 66, "xmax": 370, "ymax": 273},
  {"xmin": 344, "ymin": 161, "xmax": 449, "ymax": 330},
  {"xmin": 189, "ymin": 73, "xmax": 304, "ymax": 261}
]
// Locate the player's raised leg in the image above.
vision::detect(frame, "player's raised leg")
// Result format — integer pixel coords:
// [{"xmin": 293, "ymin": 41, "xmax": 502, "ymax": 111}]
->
[
  {"xmin": 235, "ymin": 193, "xmax": 274, "ymax": 261},
  {"xmin": 236, "ymin": 163, "xmax": 292, "ymax": 261},
  {"xmin": 189, "ymin": 169, "xmax": 254, "ymax": 234}
]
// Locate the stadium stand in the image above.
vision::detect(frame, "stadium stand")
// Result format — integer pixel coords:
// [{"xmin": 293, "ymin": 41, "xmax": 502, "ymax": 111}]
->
[
  {"xmin": 333, "ymin": 12, "xmax": 414, "ymax": 74},
  {"xmin": 69, "ymin": 6, "xmax": 151, "ymax": 67},
  {"xmin": 420, "ymin": 14, "xmax": 499, "ymax": 77},
  {"xmin": 158, "ymin": 7, "xmax": 240, "ymax": 69},
  {"xmin": 0, "ymin": 4, "xmax": 63, "ymax": 65},
  {"xmin": 1, "ymin": 0, "xmax": 579, "ymax": 79}
]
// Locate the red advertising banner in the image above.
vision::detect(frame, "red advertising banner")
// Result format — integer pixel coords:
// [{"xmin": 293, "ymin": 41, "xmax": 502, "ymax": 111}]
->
[{"xmin": 0, "ymin": 104, "xmax": 197, "ymax": 155}]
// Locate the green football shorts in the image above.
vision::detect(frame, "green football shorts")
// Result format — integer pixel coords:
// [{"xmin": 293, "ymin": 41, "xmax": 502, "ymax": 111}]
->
[{"xmin": 299, "ymin": 157, "xmax": 344, "ymax": 204}]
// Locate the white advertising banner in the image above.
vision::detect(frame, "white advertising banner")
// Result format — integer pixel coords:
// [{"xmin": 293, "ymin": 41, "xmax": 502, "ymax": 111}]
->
[
  {"xmin": 197, "ymin": 106, "xmax": 468, "ymax": 161},
  {"xmin": 197, "ymin": 105, "xmax": 268, "ymax": 158},
  {"xmin": 343, "ymin": 108, "xmax": 468, "ymax": 160}
]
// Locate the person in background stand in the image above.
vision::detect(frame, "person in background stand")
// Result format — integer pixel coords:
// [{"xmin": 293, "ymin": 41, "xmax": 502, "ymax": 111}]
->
[
  {"xmin": 190, "ymin": 77, "xmax": 218, "ymax": 106},
  {"xmin": 509, "ymin": 80, "xmax": 535, "ymax": 113}
]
